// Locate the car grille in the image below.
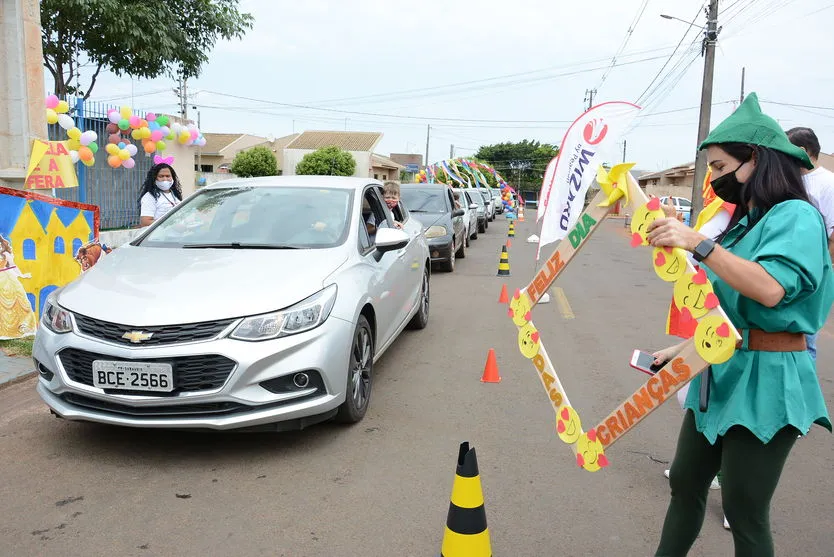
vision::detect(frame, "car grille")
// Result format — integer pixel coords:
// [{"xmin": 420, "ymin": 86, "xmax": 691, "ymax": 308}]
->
[
  {"xmin": 59, "ymin": 348, "xmax": 236, "ymax": 394},
  {"xmin": 73, "ymin": 314, "xmax": 236, "ymax": 346},
  {"xmin": 60, "ymin": 393, "xmax": 248, "ymax": 417}
]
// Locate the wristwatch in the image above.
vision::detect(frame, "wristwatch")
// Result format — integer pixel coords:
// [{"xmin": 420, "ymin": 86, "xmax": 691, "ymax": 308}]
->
[{"xmin": 692, "ymin": 238, "xmax": 716, "ymax": 262}]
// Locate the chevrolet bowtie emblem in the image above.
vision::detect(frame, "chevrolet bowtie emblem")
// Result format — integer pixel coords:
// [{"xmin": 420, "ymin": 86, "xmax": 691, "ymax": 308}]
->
[{"xmin": 122, "ymin": 330, "xmax": 154, "ymax": 344}]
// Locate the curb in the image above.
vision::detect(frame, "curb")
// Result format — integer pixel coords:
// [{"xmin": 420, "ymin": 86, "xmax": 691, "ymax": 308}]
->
[{"xmin": 0, "ymin": 371, "xmax": 36, "ymax": 391}]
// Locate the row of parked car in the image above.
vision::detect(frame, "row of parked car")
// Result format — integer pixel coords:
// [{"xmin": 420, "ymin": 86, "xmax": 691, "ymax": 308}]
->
[
  {"xmin": 33, "ymin": 176, "xmax": 515, "ymax": 435},
  {"xmin": 398, "ymin": 182, "xmax": 508, "ymax": 272}
]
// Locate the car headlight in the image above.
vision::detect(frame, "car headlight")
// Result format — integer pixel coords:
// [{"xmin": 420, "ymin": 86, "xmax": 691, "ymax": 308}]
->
[
  {"xmin": 42, "ymin": 297, "xmax": 73, "ymax": 334},
  {"xmin": 425, "ymin": 225, "xmax": 448, "ymax": 239},
  {"xmin": 230, "ymin": 284, "xmax": 338, "ymax": 342}
]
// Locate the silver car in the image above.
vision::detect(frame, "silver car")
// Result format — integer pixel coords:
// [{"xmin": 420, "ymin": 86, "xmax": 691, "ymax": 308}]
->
[
  {"xmin": 453, "ymin": 188, "xmax": 478, "ymax": 244},
  {"xmin": 34, "ymin": 176, "xmax": 431, "ymax": 431}
]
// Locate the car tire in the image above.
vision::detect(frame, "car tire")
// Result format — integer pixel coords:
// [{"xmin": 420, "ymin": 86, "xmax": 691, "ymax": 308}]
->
[
  {"xmin": 471, "ymin": 227, "xmax": 478, "ymax": 240},
  {"xmin": 442, "ymin": 242, "xmax": 456, "ymax": 272},
  {"xmin": 456, "ymin": 237, "xmax": 466, "ymax": 259},
  {"xmin": 407, "ymin": 266, "xmax": 430, "ymax": 330},
  {"xmin": 465, "ymin": 227, "xmax": 470, "ymax": 248},
  {"xmin": 478, "ymin": 221, "xmax": 485, "ymax": 234},
  {"xmin": 336, "ymin": 315, "xmax": 373, "ymax": 424}
]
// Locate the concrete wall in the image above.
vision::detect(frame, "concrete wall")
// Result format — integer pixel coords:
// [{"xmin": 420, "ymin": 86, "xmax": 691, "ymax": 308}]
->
[
  {"xmin": 282, "ymin": 149, "xmax": 372, "ymax": 177},
  {"xmin": 644, "ymin": 184, "xmax": 693, "ymax": 200}
]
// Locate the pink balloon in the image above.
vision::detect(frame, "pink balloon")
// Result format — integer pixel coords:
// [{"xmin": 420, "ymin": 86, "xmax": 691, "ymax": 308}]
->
[
  {"xmin": 45, "ymin": 95, "xmax": 59, "ymax": 109},
  {"xmin": 189, "ymin": 129, "xmax": 198, "ymax": 140},
  {"xmin": 129, "ymin": 115, "xmax": 141, "ymax": 128},
  {"xmin": 145, "ymin": 112, "xmax": 156, "ymax": 122},
  {"xmin": 150, "ymin": 130, "xmax": 163, "ymax": 142},
  {"xmin": 108, "ymin": 112, "xmax": 121, "ymax": 124},
  {"xmin": 122, "ymin": 157, "xmax": 136, "ymax": 169}
]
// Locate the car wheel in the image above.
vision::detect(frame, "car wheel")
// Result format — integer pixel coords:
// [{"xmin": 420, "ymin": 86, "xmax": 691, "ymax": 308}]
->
[
  {"xmin": 464, "ymin": 227, "xmax": 470, "ymax": 248},
  {"xmin": 478, "ymin": 221, "xmax": 485, "ymax": 234},
  {"xmin": 407, "ymin": 266, "xmax": 430, "ymax": 330},
  {"xmin": 336, "ymin": 315, "xmax": 373, "ymax": 423},
  {"xmin": 471, "ymin": 227, "xmax": 478, "ymax": 240},
  {"xmin": 442, "ymin": 242, "xmax": 456, "ymax": 272}
]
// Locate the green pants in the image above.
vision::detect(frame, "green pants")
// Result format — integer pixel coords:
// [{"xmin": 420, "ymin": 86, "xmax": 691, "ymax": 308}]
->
[{"xmin": 655, "ymin": 411, "xmax": 798, "ymax": 557}]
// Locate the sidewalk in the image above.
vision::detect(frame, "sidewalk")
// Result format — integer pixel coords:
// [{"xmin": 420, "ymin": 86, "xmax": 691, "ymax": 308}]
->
[{"xmin": 0, "ymin": 352, "xmax": 34, "ymax": 387}]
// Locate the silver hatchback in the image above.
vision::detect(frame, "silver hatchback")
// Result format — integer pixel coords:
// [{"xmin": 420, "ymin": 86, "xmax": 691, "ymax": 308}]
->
[{"xmin": 34, "ymin": 176, "xmax": 431, "ymax": 431}]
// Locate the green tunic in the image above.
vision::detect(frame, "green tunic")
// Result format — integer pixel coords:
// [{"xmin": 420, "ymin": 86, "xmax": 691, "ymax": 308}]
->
[{"xmin": 685, "ymin": 200, "xmax": 833, "ymax": 443}]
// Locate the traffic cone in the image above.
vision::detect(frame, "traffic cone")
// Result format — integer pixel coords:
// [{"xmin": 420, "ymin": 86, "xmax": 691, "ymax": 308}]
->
[
  {"xmin": 496, "ymin": 245, "xmax": 510, "ymax": 276},
  {"xmin": 507, "ymin": 223, "xmax": 515, "ymax": 238},
  {"xmin": 498, "ymin": 284, "xmax": 509, "ymax": 304},
  {"xmin": 506, "ymin": 238, "xmax": 512, "ymax": 248},
  {"xmin": 519, "ymin": 209, "xmax": 525, "ymax": 222},
  {"xmin": 481, "ymin": 349, "xmax": 501, "ymax": 383},
  {"xmin": 441, "ymin": 442, "xmax": 492, "ymax": 557}
]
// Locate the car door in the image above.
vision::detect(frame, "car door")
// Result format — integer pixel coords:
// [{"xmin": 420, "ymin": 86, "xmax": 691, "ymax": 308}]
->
[
  {"xmin": 390, "ymin": 197, "xmax": 425, "ymax": 318},
  {"xmin": 446, "ymin": 187, "xmax": 464, "ymax": 247},
  {"xmin": 359, "ymin": 186, "xmax": 404, "ymax": 348}
]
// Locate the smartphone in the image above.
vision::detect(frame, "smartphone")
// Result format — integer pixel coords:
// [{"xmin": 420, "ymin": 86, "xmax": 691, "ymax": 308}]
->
[{"xmin": 630, "ymin": 349, "xmax": 666, "ymax": 376}]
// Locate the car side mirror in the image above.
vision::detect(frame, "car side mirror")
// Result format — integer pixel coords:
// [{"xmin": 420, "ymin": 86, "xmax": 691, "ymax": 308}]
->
[
  {"xmin": 375, "ymin": 227, "xmax": 409, "ymax": 253},
  {"xmin": 452, "ymin": 209, "xmax": 465, "ymax": 217},
  {"xmin": 469, "ymin": 203, "xmax": 479, "ymax": 210}
]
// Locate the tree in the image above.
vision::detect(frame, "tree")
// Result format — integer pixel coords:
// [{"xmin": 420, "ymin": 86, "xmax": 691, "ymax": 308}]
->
[
  {"xmin": 41, "ymin": 0, "xmax": 253, "ymax": 99},
  {"xmin": 295, "ymin": 146, "xmax": 356, "ymax": 176},
  {"xmin": 231, "ymin": 146, "xmax": 278, "ymax": 177},
  {"xmin": 474, "ymin": 140, "xmax": 559, "ymax": 191}
]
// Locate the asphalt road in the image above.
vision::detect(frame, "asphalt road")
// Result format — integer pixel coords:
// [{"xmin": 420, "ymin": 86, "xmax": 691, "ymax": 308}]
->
[{"xmin": 1, "ymin": 214, "xmax": 832, "ymax": 557}]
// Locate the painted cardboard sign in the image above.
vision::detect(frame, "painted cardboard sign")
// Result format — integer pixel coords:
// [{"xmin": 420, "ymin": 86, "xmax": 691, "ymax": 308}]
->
[
  {"xmin": 506, "ymin": 170, "xmax": 740, "ymax": 472},
  {"xmin": 25, "ymin": 140, "xmax": 79, "ymax": 190},
  {"xmin": 0, "ymin": 186, "xmax": 100, "ymax": 339}
]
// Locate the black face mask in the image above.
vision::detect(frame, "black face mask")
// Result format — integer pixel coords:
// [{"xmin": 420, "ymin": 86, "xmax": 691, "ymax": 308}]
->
[{"xmin": 710, "ymin": 161, "xmax": 746, "ymax": 204}]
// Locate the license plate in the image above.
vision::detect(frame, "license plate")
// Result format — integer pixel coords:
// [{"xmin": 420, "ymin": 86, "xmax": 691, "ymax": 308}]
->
[{"xmin": 92, "ymin": 360, "xmax": 174, "ymax": 392}]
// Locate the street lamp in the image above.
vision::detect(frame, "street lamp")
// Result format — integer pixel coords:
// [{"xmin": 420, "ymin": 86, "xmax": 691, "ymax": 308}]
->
[
  {"xmin": 660, "ymin": 14, "xmax": 701, "ymax": 27},
  {"xmin": 192, "ymin": 105, "xmax": 203, "ymax": 183}
]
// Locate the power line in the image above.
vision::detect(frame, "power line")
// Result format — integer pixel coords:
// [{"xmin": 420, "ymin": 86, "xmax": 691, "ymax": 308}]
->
[{"xmin": 596, "ymin": 0, "xmax": 651, "ymax": 91}]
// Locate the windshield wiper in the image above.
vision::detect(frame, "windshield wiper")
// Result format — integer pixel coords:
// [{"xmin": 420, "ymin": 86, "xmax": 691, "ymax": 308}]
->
[{"xmin": 182, "ymin": 243, "xmax": 301, "ymax": 249}]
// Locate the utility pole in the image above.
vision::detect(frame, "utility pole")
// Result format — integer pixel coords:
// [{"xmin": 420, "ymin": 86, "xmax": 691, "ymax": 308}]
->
[
  {"xmin": 622, "ymin": 140, "xmax": 627, "ymax": 163},
  {"xmin": 739, "ymin": 67, "xmax": 746, "ymax": 104},
  {"xmin": 192, "ymin": 105, "xmax": 202, "ymax": 175},
  {"xmin": 450, "ymin": 144, "xmax": 455, "ymax": 159},
  {"xmin": 425, "ymin": 124, "xmax": 431, "ymax": 169},
  {"xmin": 173, "ymin": 68, "xmax": 188, "ymax": 120},
  {"xmin": 689, "ymin": 0, "xmax": 720, "ymax": 225},
  {"xmin": 584, "ymin": 88, "xmax": 597, "ymax": 110}
]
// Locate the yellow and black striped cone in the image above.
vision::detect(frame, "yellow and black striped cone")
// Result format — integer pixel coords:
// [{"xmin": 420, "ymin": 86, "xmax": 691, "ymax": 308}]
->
[
  {"xmin": 496, "ymin": 245, "xmax": 510, "ymax": 276},
  {"xmin": 441, "ymin": 442, "xmax": 491, "ymax": 557},
  {"xmin": 507, "ymin": 222, "xmax": 515, "ymax": 238}
]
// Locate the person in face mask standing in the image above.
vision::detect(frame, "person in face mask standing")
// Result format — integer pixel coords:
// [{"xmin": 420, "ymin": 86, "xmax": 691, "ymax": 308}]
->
[
  {"xmin": 647, "ymin": 93, "xmax": 833, "ymax": 557},
  {"xmin": 139, "ymin": 163, "xmax": 183, "ymax": 227}
]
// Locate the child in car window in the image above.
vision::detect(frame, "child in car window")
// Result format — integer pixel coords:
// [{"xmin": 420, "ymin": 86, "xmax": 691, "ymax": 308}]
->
[{"xmin": 382, "ymin": 181, "xmax": 403, "ymax": 229}]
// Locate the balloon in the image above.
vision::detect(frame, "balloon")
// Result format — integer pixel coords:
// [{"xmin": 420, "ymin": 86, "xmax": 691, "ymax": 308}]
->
[
  {"xmin": 150, "ymin": 130, "xmax": 163, "ymax": 142},
  {"xmin": 82, "ymin": 158, "xmax": 94, "ymax": 167},
  {"xmin": 105, "ymin": 143, "xmax": 119, "ymax": 156},
  {"xmin": 78, "ymin": 146, "xmax": 94, "ymax": 162},
  {"xmin": 131, "ymin": 129, "xmax": 143, "ymax": 140},
  {"xmin": 170, "ymin": 123, "xmax": 182, "ymax": 134},
  {"xmin": 69, "ymin": 150, "xmax": 80, "ymax": 164},
  {"xmin": 118, "ymin": 149, "xmax": 130, "ymax": 161},
  {"xmin": 106, "ymin": 123, "xmax": 119, "ymax": 134},
  {"xmin": 80, "ymin": 130, "xmax": 97, "ymax": 146},
  {"xmin": 118, "ymin": 142, "xmax": 125, "ymax": 149},
  {"xmin": 108, "ymin": 112, "xmax": 121, "ymax": 124},
  {"xmin": 89, "ymin": 142, "xmax": 99, "ymax": 154},
  {"xmin": 108, "ymin": 133, "xmax": 121, "ymax": 144},
  {"xmin": 178, "ymin": 130, "xmax": 190, "ymax": 144},
  {"xmin": 159, "ymin": 126, "xmax": 170, "ymax": 137},
  {"xmin": 148, "ymin": 121, "xmax": 160, "ymax": 131},
  {"xmin": 119, "ymin": 105, "xmax": 132, "ymax": 120},
  {"xmin": 156, "ymin": 115, "xmax": 169, "ymax": 126},
  {"xmin": 45, "ymin": 95, "xmax": 59, "ymax": 109},
  {"xmin": 165, "ymin": 130, "xmax": 175, "ymax": 141},
  {"xmin": 118, "ymin": 118, "xmax": 130, "ymax": 130},
  {"xmin": 146, "ymin": 112, "xmax": 157, "ymax": 122},
  {"xmin": 125, "ymin": 144, "xmax": 138, "ymax": 156},
  {"xmin": 155, "ymin": 140, "xmax": 166, "ymax": 152},
  {"xmin": 129, "ymin": 115, "xmax": 141, "ymax": 129},
  {"xmin": 189, "ymin": 129, "xmax": 198, "ymax": 140},
  {"xmin": 122, "ymin": 157, "xmax": 136, "ymax": 169},
  {"xmin": 67, "ymin": 138, "xmax": 81, "ymax": 151},
  {"xmin": 107, "ymin": 155, "xmax": 122, "ymax": 168},
  {"xmin": 46, "ymin": 109, "xmax": 58, "ymax": 125},
  {"xmin": 67, "ymin": 127, "xmax": 81, "ymax": 140},
  {"xmin": 140, "ymin": 127, "xmax": 152, "ymax": 140},
  {"xmin": 57, "ymin": 114, "xmax": 74, "ymax": 130},
  {"xmin": 143, "ymin": 140, "xmax": 156, "ymax": 154},
  {"xmin": 55, "ymin": 100, "xmax": 69, "ymax": 114}
]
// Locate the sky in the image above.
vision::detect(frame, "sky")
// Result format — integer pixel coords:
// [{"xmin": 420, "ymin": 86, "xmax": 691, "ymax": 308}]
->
[{"xmin": 66, "ymin": 0, "xmax": 834, "ymax": 174}]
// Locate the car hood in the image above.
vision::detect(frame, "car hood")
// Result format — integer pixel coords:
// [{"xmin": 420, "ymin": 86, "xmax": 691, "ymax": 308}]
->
[
  {"xmin": 410, "ymin": 211, "xmax": 447, "ymax": 230},
  {"xmin": 57, "ymin": 245, "xmax": 348, "ymax": 325}
]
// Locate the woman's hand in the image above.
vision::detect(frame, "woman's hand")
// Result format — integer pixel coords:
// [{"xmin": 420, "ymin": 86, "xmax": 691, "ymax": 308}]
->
[
  {"xmin": 652, "ymin": 343, "xmax": 686, "ymax": 367},
  {"xmin": 647, "ymin": 218, "xmax": 705, "ymax": 252}
]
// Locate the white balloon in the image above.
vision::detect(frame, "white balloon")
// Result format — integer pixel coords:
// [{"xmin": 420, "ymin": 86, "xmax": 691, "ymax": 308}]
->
[
  {"xmin": 80, "ymin": 130, "xmax": 97, "ymax": 146},
  {"xmin": 160, "ymin": 126, "xmax": 170, "ymax": 136},
  {"xmin": 125, "ymin": 144, "xmax": 138, "ymax": 156},
  {"xmin": 69, "ymin": 150, "xmax": 80, "ymax": 163},
  {"xmin": 58, "ymin": 114, "xmax": 75, "ymax": 130},
  {"xmin": 170, "ymin": 123, "xmax": 182, "ymax": 134}
]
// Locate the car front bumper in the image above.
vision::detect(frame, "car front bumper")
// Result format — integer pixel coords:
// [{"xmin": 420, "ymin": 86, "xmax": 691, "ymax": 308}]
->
[
  {"xmin": 33, "ymin": 314, "xmax": 355, "ymax": 431},
  {"xmin": 427, "ymin": 235, "xmax": 454, "ymax": 262}
]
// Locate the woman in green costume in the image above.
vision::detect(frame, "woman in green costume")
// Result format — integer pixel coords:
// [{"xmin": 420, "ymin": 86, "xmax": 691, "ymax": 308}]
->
[{"xmin": 647, "ymin": 93, "xmax": 833, "ymax": 557}]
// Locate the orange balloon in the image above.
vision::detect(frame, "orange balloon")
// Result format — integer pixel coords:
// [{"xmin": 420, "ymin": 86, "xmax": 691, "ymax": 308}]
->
[
  {"xmin": 78, "ymin": 146, "xmax": 94, "ymax": 162},
  {"xmin": 143, "ymin": 140, "xmax": 157, "ymax": 154},
  {"xmin": 107, "ymin": 155, "xmax": 122, "ymax": 168}
]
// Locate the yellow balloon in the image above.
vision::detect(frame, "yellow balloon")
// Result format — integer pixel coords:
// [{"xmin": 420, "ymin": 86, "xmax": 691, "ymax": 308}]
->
[
  {"xmin": 67, "ymin": 127, "xmax": 82, "ymax": 140},
  {"xmin": 141, "ymin": 127, "xmax": 152, "ymax": 139},
  {"xmin": 120, "ymin": 105, "xmax": 132, "ymax": 120},
  {"xmin": 67, "ymin": 138, "xmax": 81, "ymax": 151},
  {"xmin": 131, "ymin": 129, "xmax": 142, "ymax": 140},
  {"xmin": 178, "ymin": 130, "xmax": 190, "ymax": 144},
  {"xmin": 55, "ymin": 100, "xmax": 69, "ymax": 114},
  {"xmin": 118, "ymin": 150, "xmax": 130, "ymax": 161},
  {"xmin": 46, "ymin": 109, "xmax": 58, "ymax": 124},
  {"xmin": 105, "ymin": 143, "xmax": 119, "ymax": 155}
]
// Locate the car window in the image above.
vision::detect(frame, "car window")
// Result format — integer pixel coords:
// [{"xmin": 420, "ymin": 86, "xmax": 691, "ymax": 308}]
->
[
  {"xmin": 362, "ymin": 187, "xmax": 392, "ymax": 241},
  {"xmin": 678, "ymin": 198, "xmax": 692, "ymax": 208},
  {"xmin": 401, "ymin": 188, "xmax": 448, "ymax": 213},
  {"xmin": 138, "ymin": 187, "xmax": 353, "ymax": 248}
]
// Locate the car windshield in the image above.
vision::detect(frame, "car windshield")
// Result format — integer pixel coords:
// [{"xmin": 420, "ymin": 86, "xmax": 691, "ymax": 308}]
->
[
  {"xmin": 478, "ymin": 190, "xmax": 491, "ymax": 202},
  {"xmin": 466, "ymin": 192, "xmax": 482, "ymax": 206},
  {"xmin": 137, "ymin": 186, "xmax": 353, "ymax": 249},
  {"xmin": 401, "ymin": 188, "xmax": 447, "ymax": 213}
]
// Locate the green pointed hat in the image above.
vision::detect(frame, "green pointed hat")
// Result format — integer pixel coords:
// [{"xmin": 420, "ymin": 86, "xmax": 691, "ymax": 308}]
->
[{"xmin": 699, "ymin": 92, "xmax": 813, "ymax": 170}]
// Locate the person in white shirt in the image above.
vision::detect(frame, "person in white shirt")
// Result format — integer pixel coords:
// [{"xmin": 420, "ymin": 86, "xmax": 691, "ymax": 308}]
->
[{"xmin": 139, "ymin": 163, "xmax": 183, "ymax": 227}]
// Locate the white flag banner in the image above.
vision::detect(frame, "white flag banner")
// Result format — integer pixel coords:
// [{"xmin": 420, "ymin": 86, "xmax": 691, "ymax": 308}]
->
[
  {"xmin": 536, "ymin": 155, "xmax": 559, "ymax": 223},
  {"xmin": 537, "ymin": 101, "xmax": 641, "ymax": 259}
]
